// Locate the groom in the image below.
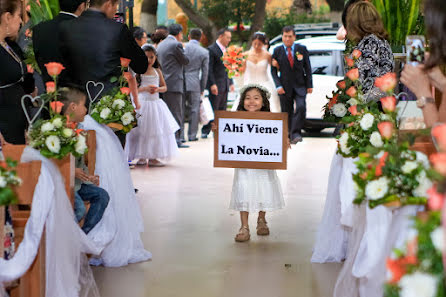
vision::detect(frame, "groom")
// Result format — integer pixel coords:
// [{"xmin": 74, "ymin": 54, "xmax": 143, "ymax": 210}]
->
[{"xmin": 271, "ymin": 26, "xmax": 313, "ymax": 144}]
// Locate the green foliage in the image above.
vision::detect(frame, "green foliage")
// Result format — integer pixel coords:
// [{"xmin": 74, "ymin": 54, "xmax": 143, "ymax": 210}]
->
[
  {"xmin": 371, "ymin": 0, "xmax": 424, "ymax": 50},
  {"xmin": 263, "ymin": 7, "xmax": 331, "ymax": 40},
  {"xmin": 27, "ymin": 0, "xmax": 60, "ymax": 26},
  {"xmin": 199, "ymin": 0, "xmax": 255, "ymax": 30},
  {"xmin": 0, "ymin": 159, "xmax": 21, "ymax": 206}
]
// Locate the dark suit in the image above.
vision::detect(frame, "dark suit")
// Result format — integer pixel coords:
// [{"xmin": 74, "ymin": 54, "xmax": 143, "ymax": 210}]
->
[
  {"xmin": 271, "ymin": 43, "xmax": 312, "ymax": 139},
  {"xmin": 59, "ymin": 9, "xmax": 148, "ymax": 97},
  {"xmin": 201, "ymin": 42, "xmax": 232, "ymax": 136},
  {"xmin": 33, "ymin": 12, "xmax": 75, "ymax": 83}
]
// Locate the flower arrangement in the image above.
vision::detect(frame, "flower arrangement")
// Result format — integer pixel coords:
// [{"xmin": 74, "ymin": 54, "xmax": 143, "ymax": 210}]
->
[
  {"xmin": 0, "ymin": 159, "xmax": 22, "ymax": 206},
  {"xmin": 26, "ymin": 62, "xmax": 88, "ymax": 159},
  {"xmin": 90, "ymin": 57, "xmax": 137, "ymax": 133},
  {"xmin": 384, "ymin": 210, "xmax": 445, "ymax": 297},
  {"xmin": 222, "ymin": 45, "xmax": 245, "ymax": 79}
]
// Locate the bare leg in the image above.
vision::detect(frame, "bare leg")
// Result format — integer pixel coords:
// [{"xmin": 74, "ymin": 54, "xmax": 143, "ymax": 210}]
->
[
  {"xmin": 240, "ymin": 211, "xmax": 249, "ymax": 227},
  {"xmin": 257, "ymin": 211, "xmax": 270, "ymax": 236},
  {"xmin": 235, "ymin": 211, "xmax": 250, "ymax": 242}
]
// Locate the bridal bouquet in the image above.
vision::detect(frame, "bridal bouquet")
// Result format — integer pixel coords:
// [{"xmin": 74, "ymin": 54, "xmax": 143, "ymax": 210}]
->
[
  {"xmin": 323, "ymin": 49, "xmax": 364, "ymax": 123},
  {"xmin": 27, "ymin": 62, "xmax": 88, "ymax": 159},
  {"xmin": 222, "ymin": 45, "xmax": 245, "ymax": 79},
  {"xmin": 0, "ymin": 159, "xmax": 22, "ymax": 206},
  {"xmin": 90, "ymin": 57, "xmax": 137, "ymax": 133},
  {"xmin": 384, "ymin": 210, "xmax": 445, "ymax": 297},
  {"xmin": 352, "ymin": 144, "xmax": 432, "ymax": 208}
]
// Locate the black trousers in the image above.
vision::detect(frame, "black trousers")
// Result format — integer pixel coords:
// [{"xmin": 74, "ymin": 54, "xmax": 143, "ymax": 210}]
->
[
  {"xmin": 201, "ymin": 91, "xmax": 228, "ymax": 136},
  {"xmin": 279, "ymin": 87, "xmax": 307, "ymax": 139}
]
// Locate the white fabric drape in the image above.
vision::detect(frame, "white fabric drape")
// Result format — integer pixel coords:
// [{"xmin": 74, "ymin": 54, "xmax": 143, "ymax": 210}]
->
[
  {"xmin": 80, "ymin": 115, "xmax": 151, "ymax": 267},
  {"xmin": 0, "ymin": 147, "xmax": 101, "ymax": 297}
]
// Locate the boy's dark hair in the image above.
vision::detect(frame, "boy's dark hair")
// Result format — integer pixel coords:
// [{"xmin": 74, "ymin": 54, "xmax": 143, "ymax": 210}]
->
[
  {"xmin": 59, "ymin": 87, "xmax": 86, "ymax": 115},
  {"xmin": 89, "ymin": 0, "xmax": 118, "ymax": 8},
  {"xmin": 189, "ymin": 28, "xmax": 202, "ymax": 41},
  {"xmin": 168, "ymin": 24, "xmax": 183, "ymax": 36},
  {"xmin": 59, "ymin": 0, "xmax": 86, "ymax": 13},
  {"xmin": 216, "ymin": 28, "xmax": 230, "ymax": 38},
  {"xmin": 237, "ymin": 86, "xmax": 271, "ymax": 112},
  {"xmin": 282, "ymin": 26, "xmax": 295, "ymax": 35},
  {"xmin": 132, "ymin": 26, "xmax": 146, "ymax": 40}
]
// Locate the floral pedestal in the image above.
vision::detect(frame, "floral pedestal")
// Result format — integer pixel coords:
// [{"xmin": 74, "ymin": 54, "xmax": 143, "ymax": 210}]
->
[{"xmin": 51, "ymin": 154, "xmax": 75, "ymax": 207}]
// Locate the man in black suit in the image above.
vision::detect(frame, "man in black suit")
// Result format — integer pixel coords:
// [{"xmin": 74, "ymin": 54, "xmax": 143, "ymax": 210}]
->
[
  {"xmin": 271, "ymin": 26, "xmax": 313, "ymax": 144},
  {"xmin": 59, "ymin": 0, "xmax": 148, "ymax": 97},
  {"xmin": 33, "ymin": 0, "xmax": 87, "ymax": 83},
  {"xmin": 201, "ymin": 28, "xmax": 235, "ymax": 138}
]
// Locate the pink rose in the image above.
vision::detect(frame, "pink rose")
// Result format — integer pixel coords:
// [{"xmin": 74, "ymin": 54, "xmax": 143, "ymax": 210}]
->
[
  {"xmin": 380, "ymin": 96, "xmax": 397, "ymax": 112},
  {"xmin": 352, "ymin": 49, "xmax": 362, "ymax": 59},
  {"xmin": 346, "ymin": 86, "xmax": 357, "ymax": 98},
  {"xmin": 46, "ymin": 81, "xmax": 56, "ymax": 93},
  {"xmin": 375, "ymin": 73, "xmax": 397, "ymax": 93},
  {"xmin": 50, "ymin": 101, "xmax": 64, "ymax": 114},
  {"xmin": 427, "ymin": 186, "xmax": 444, "ymax": 210},
  {"xmin": 337, "ymin": 80, "xmax": 346, "ymax": 89},
  {"xmin": 345, "ymin": 57, "xmax": 354, "ymax": 68},
  {"xmin": 346, "ymin": 68, "xmax": 359, "ymax": 81},
  {"xmin": 120, "ymin": 87, "xmax": 130, "ymax": 95},
  {"xmin": 348, "ymin": 105, "xmax": 359, "ymax": 116},
  {"xmin": 44, "ymin": 62, "xmax": 65, "ymax": 76},
  {"xmin": 378, "ymin": 122, "xmax": 394, "ymax": 139},
  {"xmin": 120, "ymin": 57, "xmax": 131, "ymax": 68},
  {"xmin": 430, "ymin": 153, "xmax": 446, "ymax": 176},
  {"xmin": 432, "ymin": 124, "xmax": 446, "ymax": 152}
]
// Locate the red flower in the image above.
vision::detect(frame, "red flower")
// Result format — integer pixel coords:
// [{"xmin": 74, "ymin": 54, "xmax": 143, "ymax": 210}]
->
[
  {"xmin": 430, "ymin": 153, "xmax": 446, "ymax": 176},
  {"xmin": 427, "ymin": 186, "xmax": 444, "ymax": 210},
  {"xmin": 27, "ymin": 64, "xmax": 34, "ymax": 74},
  {"xmin": 352, "ymin": 49, "xmax": 362, "ymax": 59},
  {"xmin": 123, "ymin": 72, "xmax": 132, "ymax": 82},
  {"xmin": 348, "ymin": 105, "xmax": 358, "ymax": 116},
  {"xmin": 346, "ymin": 68, "xmax": 359, "ymax": 81},
  {"xmin": 328, "ymin": 93, "xmax": 338, "ymax": 109},
  {"xmin": 375, "ymin": 73, "xmax": 397, "ymax": 93},
  {"xmin": 120, "ymin": 57, "xmax": 131, "ymax": 68},
  {"xmin": 375, "ymin": 151, "xmax": 389, "ymax": 177},
  {"xmin": 380, "ymin": 96, "xmax": 397, "ymax": 112},
  {"xmin": 46, "ymin": 81, "xmax": 56, "ymax": 93},
  {"xmin": 336, "ymin": 80, "xmax": 346, "ymax": 89},
  {"xmin": 345, "ymin": 57, "xmax": 354, "ymax": 68},
  {"xmin": 75, "ymin": 129, "xmax": 84, "ymax": 135},
  {"xmin": 432, "ymin": 124, "xmax": 446, "ymax": 152},
  {"xmin": 346, "ymin": 86, "xmax": 357, "ymax": 98},
  {"xmin": 50, "ymin": 101, "xmax": 64, "ymax": 114},
  {"xmin": 66, "ymin": 115, "xmax": 77, "ymax": 129},
  {"xmin": 386, "ymin": 258, "xmax": 406, "ymax": 284},
  {"xmin": 120, "ymin": 87, "xmax": 130, "ymax": 95},
  {"xmin": 44, "ymin": 62, "xmax": 65, "ymax": 76},
  {"xmin": 378, "ymin": 122, "xmax": 394, "ymax": 139}
]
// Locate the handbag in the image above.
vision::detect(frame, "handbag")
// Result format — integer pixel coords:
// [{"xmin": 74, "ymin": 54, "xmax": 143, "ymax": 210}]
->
[{"xmin": 200, "ymin": 95, "xmax": 214, "ymax": 125}]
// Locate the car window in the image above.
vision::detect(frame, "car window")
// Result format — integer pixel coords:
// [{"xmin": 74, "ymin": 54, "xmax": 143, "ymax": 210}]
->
[{"xmin": 308, "ymin": 50, "xmax": 344, "ymax": 76}]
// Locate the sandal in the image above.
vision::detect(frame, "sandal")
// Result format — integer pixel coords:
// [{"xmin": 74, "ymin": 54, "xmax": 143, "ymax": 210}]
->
[
  {"xmin": 148, "ymin": 159, "xmax": 165, "ymax": 167},
  {"xmin": 257, "ymin": 218, "xmax": 270, "ymax": 236},
  {"xmin": 137, "ymin": 159, "xmax": 147, "ymax": 165},
  {"xmin": 235, "ymin": 226, "xmax": 250, "ymax": 242}
]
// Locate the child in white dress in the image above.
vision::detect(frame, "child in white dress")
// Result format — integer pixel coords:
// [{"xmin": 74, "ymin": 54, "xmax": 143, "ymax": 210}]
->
[
  {"xmin": 228, "ymin": 84, "xmax": 285, "ymax": 242},
  {"xmin": 125, "ymin": 44, "xmax": 179, "ymax": 167}
]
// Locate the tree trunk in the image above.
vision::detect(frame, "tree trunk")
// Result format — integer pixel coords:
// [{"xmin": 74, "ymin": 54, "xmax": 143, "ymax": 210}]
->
[
  {"xmin": 174, "ymin": 0, "xmax": 218, "ymax": 45},
  {"xmin": 248, "ymin": 0, "xmax": 267, "ymax": 48},
  {"xmin": 293, "ymin": 0, "xmax": 312, "ymax": 14},
  {"xmin": 140, "ymin": 0, "xmax": 158, "ymax": 34},
  {"xmin": 325, "ymin": 0, "xmax": 345, "ymax": 12}
]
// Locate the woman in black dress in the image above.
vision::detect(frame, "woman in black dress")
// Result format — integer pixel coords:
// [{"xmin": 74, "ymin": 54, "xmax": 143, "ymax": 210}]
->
[{"xmin": 0, "ymin": 0, "xmax": 35, "ymax": 144}]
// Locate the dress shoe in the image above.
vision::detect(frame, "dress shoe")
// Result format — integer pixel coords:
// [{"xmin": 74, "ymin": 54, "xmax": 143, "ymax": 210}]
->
[
  {"xmin": 201, "ymin": 134, "xmax": 208, "ymax": 139},
  {"xmin": 290, "ymin": 135, "xmax": 303, "ymax": 144},
  {"xmin": 181, "ymin": 139, "xmax": 186, "ymax": 143},
  {"xmin": 189, "ymin": 138, "xmax": 199, "ymax": 142},
  {"xmin": 178, "ymin": 143, "xmax": 190, "ymax": 148}
]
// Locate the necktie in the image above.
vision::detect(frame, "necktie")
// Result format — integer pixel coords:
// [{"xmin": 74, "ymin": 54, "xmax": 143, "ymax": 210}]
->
[{"xmin": 287, "ymin": 47, "xmax": 294, "ymax": 68}]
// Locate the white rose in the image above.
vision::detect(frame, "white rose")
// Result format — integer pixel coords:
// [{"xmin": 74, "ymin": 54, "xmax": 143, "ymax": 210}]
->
[
  {"xmin": 62, "ymin": 128, "xmax": 73, "ymax": 138},
  {"xmin": 332, "ymin": 103, "xmax": 347, "ymax": 117},
  {"xmin": 338, "ymin": 132, "xmax": 350, "ymax": 154},
  {"xmin": 399, "ymin": 272, "xmax": 437, "ymax": 297},
  {"xmin": 365, "ymin": 177, "xmax": 389, "ymax": 200},
  {"xmin": 370, "ymin": 131, "xmax": 383, "ymax": 148},
  {"xmin": 91, "ymin": 108, "xmax": 98, "ymax": 114},
  {"xmin": 413, "ymin": 171, "xmax": 433, "ymax": 197},
  {"xmin": 402, "ymin": 161, "xmax": 418, "ymax": 174},
  {"xmin": 360, "ymin": 113, "xmax": 374, "ymax": 131},
  {"xmin": 41, "ymin": 122, "xmax": 55, "ymax": 133},
  {"xmin": 380, "ymin": 114, "xmax": 391, "ymax": 121},
  {"xmin": 0, "ymin": 176, "xmax": 6, "ymax": 188},
  {"xmin": 100, "ymin": 108, "xmax": 111, "ymax": 119},
  {"xmin": 121, "ymin": 112, "xmax": 134, "ymax": 126},
  {"xmin": 430, "ymin": 227, "xmax": 444, "ymax": 252},
  {"xmin": 112, "ymin": 99, "xmax": 126, "ymax": 110},
  {"xmin": 52, "ymin": 117, "xmax": 63, "ymax": 128},
  {"xmin": 347, "ymin": 98, "xmax": 359, "ymax": 106},
  {"xmin": 416, "ymin": 152, "xmax": 430, "ymax": 169},
  {"xmin": 75, "ymin": 135, "xmax": 87, "ymax": 155},
  {"xmin": 45, "ymin": 135, "xmax": 61, "ymax": 154}
]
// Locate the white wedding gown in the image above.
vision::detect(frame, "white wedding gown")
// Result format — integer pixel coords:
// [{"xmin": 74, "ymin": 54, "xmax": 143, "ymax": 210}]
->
[{"xmin": 232, "ymin": 59, "xmax": 281, "ymax": 112}]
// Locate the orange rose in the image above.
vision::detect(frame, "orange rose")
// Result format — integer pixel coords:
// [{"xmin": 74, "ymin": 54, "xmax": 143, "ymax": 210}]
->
[
  {"xmin": 328, "ymin": 94, "xmax": 338, "ymax": 109},
  {"xmin": 427, "ymin": 186, "xmax": 444, "ymax": 210},
  {"xmin": 360, "ymin": 172, "xmax": 368, "ymax": 180},
  {"xmin": 430, "ymin": 153, "xmax": 446, "ymax": 176},
  {"xmin": 432, "ymin": 124, "xmax": 446, "ymax": 152},
  {"xmin": 374, "ymin": 73, "xmax": 397, "ymax": 93},
  {"xmin": 75, "ymin": 128, "xmax": 84, "ymax": 135},
  {"xmin": 375, "ymin": 151, "xmax": 389, "ymax": 176},
  {"xmin": 380, "ymin": 96, "xmax": 397, "ymax": 112},
  {"xmin": 378, "ymin": 122, "xmax": 394, "ymax": 139},
  {"xmin": 346, "ymin": 68, "xmax": 359, "ymax": 81},
  {"xmin": 46, "ymin": 81, "xmax": 56, "ymax": 93},
  {"xmin": 348, "ymin": 105, "xmax": 358, "ymax": 116},
  {"xmin": 345, "ymin": 57, "xmax": 354, "ymax": 68},
  {"xmin": 27, "ymin": 64, "xmax": 34, "ymax": 74},
  {"xmin": 120, "ymin": 57, "xmax": 131, "ymax": 68},
  {"xmin": 120, "ymin": 87, "xmax": 130, "ymax": 95},
  {"xmin": 336, "ymin": 80, "xmax": 346, "ymax": 89},
  {"xmin": 346, "ymin": 86, "xmax": 357, "ymax": 97},
  {"xmin": 386, "ymin": 258, "xmax": 406, "ymax": 284},
  {"xmin": 44, "ymin": 62, "xmax": 65, "ymax": 76},
  {"xmin": 50, "ymin": 101, "xmax": 64, "ymax": 114},
  {"xmin": 123, "ymin": 72, "xmax": 132, "ymax": 82},
  {"xmin": 352, "ymin": 49, "xmax": 362, "ymax": 59}
]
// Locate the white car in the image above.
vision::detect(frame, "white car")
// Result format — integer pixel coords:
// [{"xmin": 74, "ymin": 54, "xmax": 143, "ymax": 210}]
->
[{"xmin": 269, "ymin": 35, "xmax": 346, "ymax": 132}]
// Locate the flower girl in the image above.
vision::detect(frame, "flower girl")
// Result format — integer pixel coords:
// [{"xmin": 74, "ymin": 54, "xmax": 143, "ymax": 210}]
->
[
  {"xmin": 125, "ymin": 44, "xmax": 179, "ymax": 167},
  {"xmin": 226, "ymin": 84, "xmax": 285, "ymax": 242}
]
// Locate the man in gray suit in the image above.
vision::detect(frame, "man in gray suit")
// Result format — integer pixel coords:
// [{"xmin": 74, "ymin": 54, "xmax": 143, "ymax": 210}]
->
[
  {"xmin": 181, "ymin": 28, "xmax": 209, "ymax": 142},
  {"xmin": 157, "ymin": 24, "xmax": 190, "ymax": 147}
]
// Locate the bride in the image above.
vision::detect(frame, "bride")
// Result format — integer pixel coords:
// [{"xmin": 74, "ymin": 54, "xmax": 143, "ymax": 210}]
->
[{"xmin": 233, "ymin": 32, "xmax": 281, "ymax": 112}]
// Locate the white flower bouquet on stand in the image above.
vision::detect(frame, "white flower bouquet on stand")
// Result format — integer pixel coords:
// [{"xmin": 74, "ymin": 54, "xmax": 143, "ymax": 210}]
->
[{"xmin": 0, "ymin": 159, "xmax": 22, "ymax": 206}]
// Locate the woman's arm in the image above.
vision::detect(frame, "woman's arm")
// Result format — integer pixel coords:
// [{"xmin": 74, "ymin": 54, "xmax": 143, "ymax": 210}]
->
[
  {"xmin": 156, "ymin": 69, "xmax": 167, "ymax": 93},
  {"xmin": 128, "ymin": 75, "xmax": 140, "ymax": 109}
]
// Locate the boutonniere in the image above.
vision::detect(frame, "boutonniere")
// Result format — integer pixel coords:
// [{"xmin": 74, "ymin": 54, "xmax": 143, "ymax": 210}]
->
[{"xmin": 295, "ymin": 51, "xmax": 304, "ymax": 61}]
